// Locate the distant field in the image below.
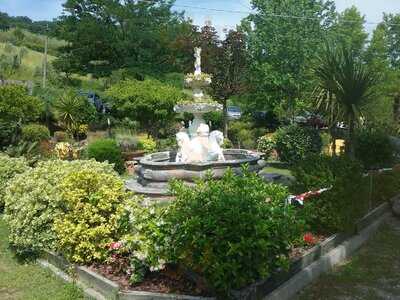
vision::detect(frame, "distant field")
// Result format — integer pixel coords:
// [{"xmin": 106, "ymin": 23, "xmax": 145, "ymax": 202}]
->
[
  {"xmin": 0, "ymin": 28, "xmax": 65, "ymax": 56},
  {"xmin": 0, "ymin": 42, "xmax": 56, "ymax": 81}
]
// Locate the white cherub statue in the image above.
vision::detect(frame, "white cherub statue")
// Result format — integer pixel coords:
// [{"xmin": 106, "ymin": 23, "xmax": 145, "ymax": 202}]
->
[
  {"xmin": 208, "ymin": 130, "xmax": 225, "ymax": 161},
  {"xmin": 176, "ymin": 132, "xmax": 191, "ymax": 163}
]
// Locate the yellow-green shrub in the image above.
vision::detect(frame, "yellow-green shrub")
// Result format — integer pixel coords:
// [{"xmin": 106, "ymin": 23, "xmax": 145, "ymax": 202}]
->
[
  {"xmin": 0, "ymin": 154, "xmax": 29, "ymax": 211},
  {"xmin": 54, "ymin": 170, "xmax": 132, "ymax": 264},
  {"xmin": 4, "ymin": 160, "xmax": 115, "ymax": 256}
]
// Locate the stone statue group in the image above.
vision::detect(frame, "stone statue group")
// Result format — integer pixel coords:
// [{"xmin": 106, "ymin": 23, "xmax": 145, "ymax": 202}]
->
[{"xmin": 176, "ymin": 124, "xmax": 225, "ymax": 163}]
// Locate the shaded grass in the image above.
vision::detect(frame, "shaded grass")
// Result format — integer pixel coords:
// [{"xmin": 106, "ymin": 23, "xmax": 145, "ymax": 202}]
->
[
  {"xmin": 0, "ymin": 217, "xmax": 84, "ymax": 300},
  {"xmin": 296, "ymin": 217, "xmax": 400, "ymax": 300},
  {"xmin": 262, "ymin": 166, "xmax": 293, "ymax": 177}
]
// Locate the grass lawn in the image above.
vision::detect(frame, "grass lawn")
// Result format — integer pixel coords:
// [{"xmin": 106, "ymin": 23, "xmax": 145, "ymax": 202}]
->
[
  {"xmin": 0, "ymin": 217, "xmax": 84, "ymax": 300},
  {"xmin": 295, "ymin": 216, "xmax": 400, "ymax": 300},
  {"xmin": 262, "ymin": 166, "xmax": 293, "ymax": 177}
]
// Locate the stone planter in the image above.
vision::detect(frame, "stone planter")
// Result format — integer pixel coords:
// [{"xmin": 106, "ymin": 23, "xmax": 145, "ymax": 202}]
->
[{"xmin": 39, "ymin": 199, "xmax": 395, "ymax": 300}]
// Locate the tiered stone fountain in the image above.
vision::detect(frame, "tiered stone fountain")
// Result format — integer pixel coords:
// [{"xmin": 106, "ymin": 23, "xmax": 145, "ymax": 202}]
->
[{"xmin": 126, "ymin": 48, "xmax": 263, "ymax": 199}]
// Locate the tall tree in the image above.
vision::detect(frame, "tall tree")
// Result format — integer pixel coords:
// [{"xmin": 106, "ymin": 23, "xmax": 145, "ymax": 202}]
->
[
  {"xmin": 55, "ymin": 0, "xmax": 193, "ymax": 78},
  {"xmin": 211, "ymin": 29, "xmax": 248, "ymax": 136},
  {"xmin": 332, "ymin": 6, "xmax": 368, "ymax": 56},
  {"xmin": 314, "ymin": 45, "xmax": 376, "ymax": 157},
  {"xmin": 365, "ymin": 14, "xmax": 400, "ymax": 127},
  {"xmin": 195, "ymin": 23, "xmax": 220, "ymax": 75},
  {"xmin": 244, "ymin": 0, "xmax": 336, "ymax": 116}
]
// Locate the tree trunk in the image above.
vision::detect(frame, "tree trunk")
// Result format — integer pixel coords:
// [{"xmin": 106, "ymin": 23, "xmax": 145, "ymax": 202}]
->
[
  {"xmin": 346, "ymin": 114, "xmax": 355, "ymax": 158},
  {"xmin": 330, "ymin": 126, "xmax": 336, "ymax": 156},
  {"xmin": 222, "ymin": 99, "xmax": 228, "ymax": 138}
]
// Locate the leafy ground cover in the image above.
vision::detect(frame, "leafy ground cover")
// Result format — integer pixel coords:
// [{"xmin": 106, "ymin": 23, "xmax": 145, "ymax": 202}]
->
[
  {"xmin": 0, "ymin": 217, "xmax": 83, "ymax": 300},
  {"xmin": 295, "ymin": 216, "xmax": 400, "ymax": 300}
]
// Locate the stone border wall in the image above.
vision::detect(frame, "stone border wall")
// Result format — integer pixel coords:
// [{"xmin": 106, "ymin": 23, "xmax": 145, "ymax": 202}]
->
[{"xmin": 38, "ymin": 200, "xmax": 393, "ymax": 300}]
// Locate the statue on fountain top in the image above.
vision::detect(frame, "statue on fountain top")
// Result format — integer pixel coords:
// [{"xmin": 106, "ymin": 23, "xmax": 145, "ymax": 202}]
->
[{"xmin": 194, "ymin": 47, "xmax": 202, "ymax": 75}]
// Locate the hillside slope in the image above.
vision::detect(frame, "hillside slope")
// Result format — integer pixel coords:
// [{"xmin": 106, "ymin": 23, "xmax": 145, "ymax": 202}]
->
[{"xmin": 0, "ymin": 42, "xmax": 56, "ymax": 81}]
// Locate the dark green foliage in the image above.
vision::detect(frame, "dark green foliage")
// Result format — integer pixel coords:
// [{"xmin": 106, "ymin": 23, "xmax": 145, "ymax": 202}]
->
[
  {"xmin": 369, "ymin": 169, "xmax": 400, "ymax": 205},
  {"xmin": 21, "ymin": 124, "xmax": 50, "ymax": 142},
  {"xmin": 228, "ymin": 121, "xmax": 258, "ymax": 149},
  {"xmin": 355, "ymin": 128, "xmax": 395, "ymax": 169},
  {"xmin": 245, "ymin": 0, "xmax": 336, "ymax": 113},
  {"xmin": 314, "ymin": 44, "xmax": 377, "ymax": 156},
  {"xmin": 55, "ymin": 0, "xmax": 194, "ymax": 77},
  {"xmin": 292, "ymin": 155, "xmax": 368, "ymax": 234},
  {"xmin": 0, "ymin": 85, "xmax": 43, "ymax": 147},
  {"xmin": 162, "ymin": 169, "xmax": 303, "ymax": 294},
  {"xmin": 87, "ymin": 139, "xmax": 125, "ymax": 174},
  {"xmin": 54, "ymin": 90, "xmax": 96, "ymax": 137},
  {"xmin": 275, "ymin": 125, "xmax": 322, "ymax": 164}
]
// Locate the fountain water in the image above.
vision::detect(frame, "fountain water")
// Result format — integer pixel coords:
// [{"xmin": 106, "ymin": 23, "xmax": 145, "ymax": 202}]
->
[{"xmin": 126, "ymin": 48, "xmax": 264, "ymax": 199}]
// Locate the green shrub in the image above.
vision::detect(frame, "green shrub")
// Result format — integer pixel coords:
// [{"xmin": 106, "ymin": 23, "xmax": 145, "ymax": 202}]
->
[
  {"xmin": 106, "ymin": 79, "xmax": 185, "ymax": 137},
  {"xmin": 354, "ymin": 128, "xmax": 395, "ymax": 170},
  {"xmin": 291, "ymin": 155, "xmax": 367, "ymax": 234},
  {"xmin": 0, "ymin": 85, "xmax": 43, "ymax": 147},
  {"xmin": 275, "ymin": 125, "xmax": 322, "ymax": 164},
  {"xmin": 228, "ymin": 121, "xmax": 257, "ymax": 149},
  {"xmin": 87, "ymin": 139, "xmax": 125, "ymax": 174},
  {"xmin": 369, "ymin": 170, "xmax": 400, "ymax": 205},
  {"xmin": 160, "ymin": 169, "xmax": 303, "ymax": 294},
  {"xmin": 257, "ymin": 135, "xmax": 275, "ymax": 158},
  {"xmin": 0, "ymin": 154, "xmax": 29, "ymax": 211},
  {"xmin": 156, "ymin": 137, "xmax": 177, "ymax": 151},
  {"xmin": 4, "ymin": 160, "xmax": 115, "ymax": 257},
  {"xmin": 21, "ymin": 123, "xmax": 50, "ymax": 142},
  {"xmin": 222, "ymin": 138, "xmax": 233, "ymax": 149},
  {"xmin": 115, "ymin": 133, "xmax": 139, "ymax": 152},
  {"xmin": 54, "ymin": 170, "xmax": 132, "ymax": 264}
]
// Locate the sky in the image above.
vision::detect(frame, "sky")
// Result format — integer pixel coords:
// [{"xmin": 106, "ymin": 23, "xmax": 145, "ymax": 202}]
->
[{"xmin": 1, "ymin": 0, "xmax": 400, "ymax": 34}]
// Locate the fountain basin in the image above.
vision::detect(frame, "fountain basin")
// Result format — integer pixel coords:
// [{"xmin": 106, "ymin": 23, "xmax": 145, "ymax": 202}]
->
[{"xmin": 126, "ymin": 149, "xmax": 265, "ymax": 199}]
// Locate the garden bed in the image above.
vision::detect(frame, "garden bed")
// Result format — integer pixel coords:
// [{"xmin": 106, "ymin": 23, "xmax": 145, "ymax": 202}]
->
[{"xmin": 39, "ymin": 200, "xmax": 393, "ymax": 300}]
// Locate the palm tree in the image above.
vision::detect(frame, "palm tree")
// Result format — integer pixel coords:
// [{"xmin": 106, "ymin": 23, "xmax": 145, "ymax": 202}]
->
[{"xmin": 314, "ymin": 44, "xmax": 376, "ymax": 157}]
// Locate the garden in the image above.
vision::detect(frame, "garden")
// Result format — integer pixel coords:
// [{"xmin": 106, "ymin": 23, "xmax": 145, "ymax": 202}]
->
[{"xmin": 1, "ymin": 1, "xmax": 400, "ymax": 300}]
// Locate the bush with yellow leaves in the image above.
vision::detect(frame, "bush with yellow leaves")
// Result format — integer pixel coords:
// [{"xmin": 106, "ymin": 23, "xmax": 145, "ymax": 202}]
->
[{"xmin": 54, "ymin": 169, "xmax": 133, "ymax": 264}]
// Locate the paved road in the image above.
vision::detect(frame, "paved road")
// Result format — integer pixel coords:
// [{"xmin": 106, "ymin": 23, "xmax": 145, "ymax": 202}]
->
[{"xmin": 295, "ymin": 216, "xmax": 400, "ymax": 300}]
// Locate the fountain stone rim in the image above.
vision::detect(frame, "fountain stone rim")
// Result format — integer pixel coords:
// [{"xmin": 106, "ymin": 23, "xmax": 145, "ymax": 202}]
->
[{"xmin": 139, "ymin": 149, "xmax": 263, "ymax": 170}]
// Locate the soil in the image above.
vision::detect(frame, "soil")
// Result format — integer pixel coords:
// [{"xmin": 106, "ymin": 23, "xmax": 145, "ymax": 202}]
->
[
  {"xmin": 289, "ymin": 234, "xmax": 327, "ymax": 261},
  {"xmin": 89, "ymin": 264, "xmax": 211, "ymax": 297},
  {"xmin": 90, "ymin": 235, "xmax": 328, "ymax": 297}
]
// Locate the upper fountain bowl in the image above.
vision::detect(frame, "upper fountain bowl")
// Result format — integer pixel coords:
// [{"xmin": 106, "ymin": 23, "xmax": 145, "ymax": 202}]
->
[{"xmin": 174, "ymin": 102, "xmax": 223, "ymax": 114}]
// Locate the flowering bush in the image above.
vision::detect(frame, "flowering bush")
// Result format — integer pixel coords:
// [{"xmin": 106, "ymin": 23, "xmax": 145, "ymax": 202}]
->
[
  {"xmin": 4, "ymin": 160, "xmax": 115, "ymax": 257},
  {"xmin": 158, "ymin": 168, "xmax": 303, "ymax": 295},
  {"xmin": 105, "ymin": 200, "xmax": 167, "ymax": 284},
  {"xmin": 0, "ymin": 154, "xmax": 29, "ymax": 211},
  {"xmin": 303, "ymin": 233, "xmax": 317, "ymax": 246},
  {"xmin": 54, "ymin": 170, "xmax": 133, "ymax": 264},
  {"xmin": 54, "ymin": 142, "xmax": 74, "ymax": 160},
  {"xmin": 257, "ymin": 135, "xmax": 275, "ymax": 158}
]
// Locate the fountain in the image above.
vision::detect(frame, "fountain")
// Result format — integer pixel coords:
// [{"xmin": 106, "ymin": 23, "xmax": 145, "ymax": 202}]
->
[{"xmin": 126, "ymin": 48, "xmax": 264, "ymax": 199}]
